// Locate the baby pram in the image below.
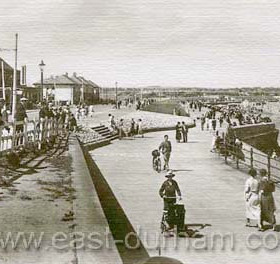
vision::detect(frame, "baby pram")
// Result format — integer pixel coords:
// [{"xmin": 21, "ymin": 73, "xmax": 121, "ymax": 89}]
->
[{"xmin": 160, "ymin": 197, "xmax": 186, "ymax": 237}]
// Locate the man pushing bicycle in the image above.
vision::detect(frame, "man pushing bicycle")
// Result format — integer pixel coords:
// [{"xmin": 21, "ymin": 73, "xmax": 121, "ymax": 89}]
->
[{"xmin": 159, "ymin": 170, "xmax": 182, "ymax": 237}]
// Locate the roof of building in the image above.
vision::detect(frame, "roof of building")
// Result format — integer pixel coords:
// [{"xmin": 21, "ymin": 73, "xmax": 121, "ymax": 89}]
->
[
  {"xmin": 69, "ymin": 74, "xmax": 83, "ymax": 85},
  {"xmin": 34, "ymin": 72, "xmax": 99, "ymax": 88},
  {"xmin": 0, "ymin": 57, "xmax": 14, "ymax": 72},
  {"xmin": 34, "ymin": 74, "xmax": 76, "ymax": 86},
  {"xmin": 78, "ymin": 76, "xmax": 91, "ymax": 85},
  {"xmin": 88, "ymin": 80, "xmax": 99, "ymax": 88}
]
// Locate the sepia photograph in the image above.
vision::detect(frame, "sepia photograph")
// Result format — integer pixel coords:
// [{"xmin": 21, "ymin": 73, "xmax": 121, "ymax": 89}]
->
[{"xmin": 1, "ymin": 0, "xmax": 280, "ymax": 263}]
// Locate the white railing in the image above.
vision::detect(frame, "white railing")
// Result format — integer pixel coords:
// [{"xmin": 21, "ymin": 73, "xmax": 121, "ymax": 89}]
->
[{"xmin": 0, "ymin": 117, "xmax": 65, "ymax": 155}]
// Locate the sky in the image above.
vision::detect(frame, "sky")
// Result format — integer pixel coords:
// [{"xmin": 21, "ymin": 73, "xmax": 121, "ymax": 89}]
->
[{"xmin": 1, "ymin": 0, "xmax": 280, "ymax": 88}]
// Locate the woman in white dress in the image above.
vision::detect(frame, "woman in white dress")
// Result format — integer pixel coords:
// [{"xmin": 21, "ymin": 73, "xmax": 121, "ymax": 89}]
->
[{"xmin": 244, "ymin": 168, "xmax": 262, "ymax": 230}]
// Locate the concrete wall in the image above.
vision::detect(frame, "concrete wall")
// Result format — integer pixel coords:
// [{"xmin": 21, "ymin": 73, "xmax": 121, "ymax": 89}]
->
[{"xmin": 230, "ymin": 123, "xmax": 279, "ymax": 154}]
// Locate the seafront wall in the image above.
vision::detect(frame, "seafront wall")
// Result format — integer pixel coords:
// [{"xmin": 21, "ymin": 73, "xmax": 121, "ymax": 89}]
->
[{"xmin": 230, "ymin": 123, "xmax": 279, "ymax": 153}]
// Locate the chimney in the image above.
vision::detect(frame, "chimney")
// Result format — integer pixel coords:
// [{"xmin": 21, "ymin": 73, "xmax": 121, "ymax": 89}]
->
[
  {"xmin": 65, "ymin": 72, "xmax": 68, "ymax": 77},
  {"xmin": 73, "ymin": 72, "xmax": 77, "ymax": 77}
]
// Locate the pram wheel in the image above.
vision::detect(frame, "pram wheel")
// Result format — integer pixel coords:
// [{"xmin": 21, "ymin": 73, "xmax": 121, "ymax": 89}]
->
[
  {"xmin": 160, "ymin": 210, "xmax": 169, "ymax": 233},
  {"xmin": 160, "ymin": 201, "xmax": 187, "ymax": 237}
]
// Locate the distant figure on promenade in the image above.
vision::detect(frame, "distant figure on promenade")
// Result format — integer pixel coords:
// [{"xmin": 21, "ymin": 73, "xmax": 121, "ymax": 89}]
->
[
  {"xmin": 205, "ymin": 116, "xmax": 209, "ymax": 130},
  {"xmin": 15, "ymin": 98, "xmax": 28, "ymax": 145},
  {"xmin": 259, "ymin": 169, "xmax": 277, "ymax": 231},
  {"xmin": 212, "ymin": 118, "xmax": 217, "ymax": 131},
  {"xmin": 118, "ymin": 119, "xmax": 124, "ymax": 139},
  {"xmin": 81, "ymin": 105, "xmax": 86, "ymax": 118},
  {"xmin": 58, "ymin": 107, "xmax": 66, "ymax": 127},
  {"xmin": 159, "ymin": 135, "xmax": 172, "ymax": 170},
  {"xmin": 69, "ymin": 114, "xmax": 77, "ymax": 132},
  {"xmin": 88, "ymin": 105, "xmax": 94, "ymax": 117},
  {"xmin": 159, "ymin": 170, "xmax": 182, "ymax": 236},
  {"xmin": 130, "ymin": 118, "xmax": 136, "ymax": 137},
  {"xmin": 0, "ymin": 99, "xmax": 8, "ymax": 129},
  {"xmin": 182, "ymin": 121, "xmax": 188, "ymax": 143},
  {"xmin": 137, "ymin": 119, "xmax": 144, "ymax": 138},
  {"xmin": 39, "ymin": 102, "xmax": 48, "ymax": 121},
  {"xmin": 175, "ymin": 122, "xmax": 182, "ymax": 143},
  {"xmin": 219, "ymin": 116, "xmax": 223, "ymax": 128},
  {"xmin": 244, "ymin": 168, "xmax": 262, "ymax": 230},
  {"xmin": 108, "ymin": 114, "xmax": 113, "ymax": 128},
  {"xmin": 201, "ymin": 115, "xmax": 205, "ymax": 131},
  {"xmin": 15, "ymin": 98, "xmax": 27, "ymax": 127},
  {"xmin": 75, "ymin": 106, "xmax": 80, "ymax": 120},
  {"xmin": 210, "ymin": 131, "xmax": 219, "ymax": 153}
]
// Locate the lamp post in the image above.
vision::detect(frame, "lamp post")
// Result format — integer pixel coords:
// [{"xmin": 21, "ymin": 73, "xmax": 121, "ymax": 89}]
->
[
  {"xmin": 38, "ymin": 60, "xmax": 45, "ymax": 102},
  {"xmin": 115, "ymin": 81, "xmax": 118, "ymax": 109}
]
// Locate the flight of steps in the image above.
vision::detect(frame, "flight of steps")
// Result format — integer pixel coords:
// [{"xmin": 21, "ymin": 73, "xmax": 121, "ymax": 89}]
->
[{"xmin": 91, "ymin": 125, "xmax": 119, "ymax": 141}]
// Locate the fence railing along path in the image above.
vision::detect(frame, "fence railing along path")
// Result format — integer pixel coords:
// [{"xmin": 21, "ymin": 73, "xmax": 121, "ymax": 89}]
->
[
  {"xmin": 0, "ymin": 117, "xmax": 65, "ymax": 156},
  {"xmin": 219, "ymin": 141, "xmax": 280, "ymax": 183}
]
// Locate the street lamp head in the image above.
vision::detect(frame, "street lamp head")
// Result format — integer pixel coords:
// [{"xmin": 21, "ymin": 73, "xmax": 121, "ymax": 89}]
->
[{"xmin": 39, "ymin": 60, "xmax": 46, "ymax": 72}]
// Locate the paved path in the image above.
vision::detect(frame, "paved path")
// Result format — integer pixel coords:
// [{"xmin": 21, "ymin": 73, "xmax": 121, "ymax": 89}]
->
[{"xmin": 91, "ymin": 123, "xmax": 280, "ymax": 264}]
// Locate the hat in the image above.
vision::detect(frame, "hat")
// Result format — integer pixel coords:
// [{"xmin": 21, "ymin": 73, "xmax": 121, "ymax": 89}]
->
[{"xmin": 165, "ymin": 170, "xmax": 175, "ymax": 178}]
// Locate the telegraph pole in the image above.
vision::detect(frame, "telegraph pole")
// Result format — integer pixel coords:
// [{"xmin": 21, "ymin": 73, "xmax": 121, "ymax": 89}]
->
[
  {"xmin": 12, "ymin": 33, "xmax": 18, "ymax": 121},
  {"xmin": 1, "ymin": 59, "xmax": 6, "ymax": 110}
]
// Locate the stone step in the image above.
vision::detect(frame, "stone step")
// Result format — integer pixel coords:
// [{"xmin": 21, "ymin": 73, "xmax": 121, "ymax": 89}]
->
[
  {"xmin": 92, "ymin": 126, "xmax": 107, "ymax": 132},
  {"xmin": 99, "ymin": 131, "xmax": 112, "ymax": 137}
]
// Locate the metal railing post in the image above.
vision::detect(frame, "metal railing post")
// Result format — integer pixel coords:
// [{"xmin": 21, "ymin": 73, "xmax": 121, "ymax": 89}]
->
[
  {"xmin": 23, "ymin": 118, "xmax": 28, "ymax": 145},
  {"xmin": 38, "ymin": 118, "xmax": 44, "ymax": 150},
  {"xmin": 250, "ymin": 148, "xmax": 253, "ymax": 169},
  {"xmin": 12, "ymin": 122, "xmax": 17, "ymax": 150},
  {"xmin": 225, "ymin": 142, "xmax": 228, "ymax": 164},
  {"xmin": 0, "ymin": 126, "xmax": 2, "ymax": 152},
  {"xmin": 267, "ymin": 155, "xmax": 271, "ymax": 180}
]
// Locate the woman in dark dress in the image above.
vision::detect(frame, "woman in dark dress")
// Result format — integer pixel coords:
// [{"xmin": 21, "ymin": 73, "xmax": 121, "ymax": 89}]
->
[
  {"xmin": 130, "ymin": 118, "xmax": 135, "ymax": 136},
  {"xmin": 259, "ymin": 169, "xmax": 277, "ymax": 231},
  {"xmin": 175, "ymin": 122, "xmax": 182, "ymax": 143}
]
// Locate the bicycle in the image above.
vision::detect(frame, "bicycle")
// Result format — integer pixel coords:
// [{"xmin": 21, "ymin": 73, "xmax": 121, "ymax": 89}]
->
[{"xmin": 152, "ymin": 149, "xmax": 161, "ymax": 173}]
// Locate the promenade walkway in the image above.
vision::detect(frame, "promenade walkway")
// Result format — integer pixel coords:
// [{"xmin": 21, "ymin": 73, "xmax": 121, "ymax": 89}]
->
[{"xmin": 91, "ymin": 122, "xmax": 280, "ymax": 264}]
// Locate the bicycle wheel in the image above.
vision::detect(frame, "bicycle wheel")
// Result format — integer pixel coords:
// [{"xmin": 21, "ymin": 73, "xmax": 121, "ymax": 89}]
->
[
  {"xmin": 153, "ymin": 160, "xmax": 157, "ymax": 171},
  {"xmin": 157, "ymin": 159, "xmax": 161, "ymax": 172}
]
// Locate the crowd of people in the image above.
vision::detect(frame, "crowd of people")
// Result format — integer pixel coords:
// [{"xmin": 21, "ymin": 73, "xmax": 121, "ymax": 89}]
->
[
  {"xmin": 75, "ymin": 104, "xmax": 95, "ymax": 120},
  {"xmin": 0, "ymin": 99, "xmax": 78, "ymax": 140},
  {"xmin": 108, "ymin": 114, "xmax": 144, "ymax": 139},
  {"xmin": 175, "ymin": 121, "xmax": 189, "ymax": 143},
  {"xmin": 38, "ymin": 102, "xmax": 77, "ymax": 132}
]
